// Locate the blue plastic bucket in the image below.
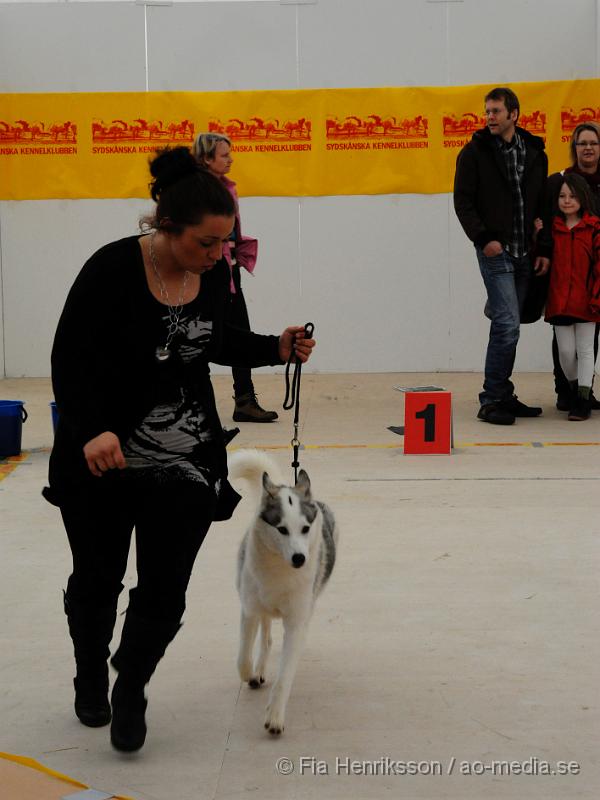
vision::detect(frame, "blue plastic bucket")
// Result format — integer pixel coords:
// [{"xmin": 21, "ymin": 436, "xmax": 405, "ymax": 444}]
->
[
  {"xmin": 0, "ymin": 400, "xmax": 28, "ymax": 457},
  {"xmin": 50, "ymin": 401, "xmax": 59, "ymax": 433}
]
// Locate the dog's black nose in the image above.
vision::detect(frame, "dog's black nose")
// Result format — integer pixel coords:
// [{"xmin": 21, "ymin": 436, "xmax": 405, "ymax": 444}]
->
[{"xmin": 292, "ymin": 553, "xmax": 306, "ymax": 568}]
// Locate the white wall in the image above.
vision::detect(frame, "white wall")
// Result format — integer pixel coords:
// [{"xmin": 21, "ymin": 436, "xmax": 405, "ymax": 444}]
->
[{"xmin": 0, "ymin": 0, "xmax": 599, "ymax": 377}]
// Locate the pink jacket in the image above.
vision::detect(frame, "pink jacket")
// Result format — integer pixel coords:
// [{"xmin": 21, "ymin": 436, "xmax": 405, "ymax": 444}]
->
[{"xmin": 221, "ymin": 175, "xmax": 258, "ymax": 294}]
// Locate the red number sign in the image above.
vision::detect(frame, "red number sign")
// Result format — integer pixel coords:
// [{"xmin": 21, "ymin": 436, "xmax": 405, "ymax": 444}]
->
[{"xmin": 404, "ymin": 391, "xmax": 452, "ymax": 455}]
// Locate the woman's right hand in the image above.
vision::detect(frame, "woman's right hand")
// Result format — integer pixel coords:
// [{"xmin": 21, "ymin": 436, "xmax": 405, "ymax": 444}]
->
[{"xmin": 83, "ymin": 431, "xmax": 126, "ymax": 477}]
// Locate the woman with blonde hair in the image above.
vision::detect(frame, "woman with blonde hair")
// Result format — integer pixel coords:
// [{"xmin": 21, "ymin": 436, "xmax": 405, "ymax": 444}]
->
[{"xmin": 193, "ymin": 132, "xmax": 278, "ymax": 423}]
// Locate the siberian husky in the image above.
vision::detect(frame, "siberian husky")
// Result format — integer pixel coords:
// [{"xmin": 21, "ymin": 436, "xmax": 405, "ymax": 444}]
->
[{"xmin": 228, "ymin": 449, "xmax": 338, "ymax": 735}]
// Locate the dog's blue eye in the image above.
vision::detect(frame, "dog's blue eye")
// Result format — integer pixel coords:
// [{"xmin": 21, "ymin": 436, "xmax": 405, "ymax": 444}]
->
[
  {"xmin": 277, "ymin": 526, "xmax": 289, "ymax": 536},
  {"xmin": 302, "ymin": 526, "xmax": 310, "ymax": 534}
]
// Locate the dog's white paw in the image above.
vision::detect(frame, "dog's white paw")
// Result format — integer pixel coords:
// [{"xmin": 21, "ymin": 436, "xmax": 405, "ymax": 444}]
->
[
  {"xmin": 264, "ymin": 703, "xmax": 285, "ymax": 735},
  {"xmin": 239, "ymin": 661, "xmax": 266, "ymax": 688},
  {"xmin": 238, "ymin": 660, "xmax": 254, "ymax": 683},
  {"xmin": 248, "ymin": 673, "xmax": 266, "ymax": 690}
]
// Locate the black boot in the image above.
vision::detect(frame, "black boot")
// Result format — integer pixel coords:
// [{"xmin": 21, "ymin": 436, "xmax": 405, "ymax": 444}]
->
[
  {"xmin": 555, "ymin": 377, "xmax": 571, "ymax": 411},
  {"xmin": 64, "ymin": 590, "xmax": 118, "ymax": 728},
  {"xmin": 110, "ymin": 675, "xmax": 148, "ymax": 752},
  {"xmin": 568, "ymin": 385, "xmax": 592, "ymax": 421},
  {"xmin": 110, "ymin": 612, "xmax": 181, "ymax": 752},
  {"xmin": 73, "ymin": 674, "xmax": 111, "ymax": 728},
  {"xmin": 556, "ymin": 391, "xmax": 571, "ymax": 412},
  {"xmin": 222, "ymin": 426, "xmax": 240, "ymax": 446}
]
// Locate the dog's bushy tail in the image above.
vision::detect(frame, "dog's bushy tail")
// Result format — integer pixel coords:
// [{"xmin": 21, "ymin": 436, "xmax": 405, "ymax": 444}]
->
[{"xmin": 227, "ymin": 449, "xmax": 284, "ymax": 496}]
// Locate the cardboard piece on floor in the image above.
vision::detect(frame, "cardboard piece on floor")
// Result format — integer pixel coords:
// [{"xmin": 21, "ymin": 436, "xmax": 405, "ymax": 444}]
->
[
  {"xmin": 394, "ymin": 385, "xmax": 445, "ymax": 393},
  {"xmin": 404, "ymin": 390, "xmax": 453, "ymax": 455},
  {"xmin": 387, "ymin": 425, "xmax": 405, "ymax": 436}
]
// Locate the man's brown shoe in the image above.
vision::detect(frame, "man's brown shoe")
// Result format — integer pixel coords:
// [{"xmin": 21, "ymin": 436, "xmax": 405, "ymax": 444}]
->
[{"xmin": 233, "ymin": 393, "xmax": 278, "ymax": 423}]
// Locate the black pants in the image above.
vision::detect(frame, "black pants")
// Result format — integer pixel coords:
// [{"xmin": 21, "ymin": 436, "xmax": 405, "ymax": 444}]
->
[
  {"xmin": 230, "ymin": 264, "xmax": 254, "ymax": 398},
  {"xmin": 61, "ymin": 479, "xmax": 214, "ymax": 654},
  {"xmin": 552, "ymin": 323, "xmax": 600, "ymax": 395}
]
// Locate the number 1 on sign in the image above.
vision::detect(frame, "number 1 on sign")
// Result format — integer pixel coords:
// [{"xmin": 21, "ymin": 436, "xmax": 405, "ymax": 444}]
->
[
  {"xmin": 403, "ymin": 391, "xmax": 452, "ymax": 455},
  {"xmin": 415, "ymin": 403, "xmax": 435, "ymax": 442}
]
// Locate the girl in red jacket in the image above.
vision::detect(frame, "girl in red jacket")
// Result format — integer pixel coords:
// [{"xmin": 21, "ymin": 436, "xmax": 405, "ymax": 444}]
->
[{"xmin": 545, "ymin": 173, "xmax": 600, "ymax": 420}]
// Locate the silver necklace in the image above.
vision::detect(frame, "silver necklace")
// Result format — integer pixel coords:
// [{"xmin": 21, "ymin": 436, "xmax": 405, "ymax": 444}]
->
[{"xmin": 149, "ymin": 232, "xmax": 189, "ymax": 362}]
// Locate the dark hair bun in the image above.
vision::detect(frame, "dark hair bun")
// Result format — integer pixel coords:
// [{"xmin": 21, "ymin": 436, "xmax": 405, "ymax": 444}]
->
[{"xmin": 149, "ymin": 147, "xmax": 199, "ymax": 201}]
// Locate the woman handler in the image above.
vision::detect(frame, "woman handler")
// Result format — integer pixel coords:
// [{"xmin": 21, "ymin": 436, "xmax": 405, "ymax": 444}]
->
[{"xmin": 43, "ymin": 147, "xmax": 315, "ymax": 752}]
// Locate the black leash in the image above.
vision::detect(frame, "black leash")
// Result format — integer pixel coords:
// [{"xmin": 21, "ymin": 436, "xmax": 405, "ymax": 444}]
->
[{"xmin": 283, "ymin": 322, "xmax": 314, "ymax": 484}]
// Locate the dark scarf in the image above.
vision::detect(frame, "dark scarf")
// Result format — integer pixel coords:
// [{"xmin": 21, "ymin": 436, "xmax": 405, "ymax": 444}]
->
[{"xmin": 565, "ymin": 164, "xmax": 600, "ymax": 189}]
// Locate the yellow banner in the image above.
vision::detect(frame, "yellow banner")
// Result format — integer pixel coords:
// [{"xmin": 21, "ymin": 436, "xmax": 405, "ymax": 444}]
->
[{"xmin": 1, "ymin": 79, "xmax": 598, "ymax": 200}]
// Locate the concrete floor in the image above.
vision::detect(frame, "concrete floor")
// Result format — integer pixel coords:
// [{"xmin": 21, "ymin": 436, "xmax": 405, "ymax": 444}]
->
[{"xmin": 1, "ymin": 372, "xmax": 599, "ymax": 800}]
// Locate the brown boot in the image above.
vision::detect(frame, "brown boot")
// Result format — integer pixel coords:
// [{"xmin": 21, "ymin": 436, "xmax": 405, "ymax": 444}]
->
[{"xmin": 233, "ymin": 393, "xmax": 278, "ymax": 423}]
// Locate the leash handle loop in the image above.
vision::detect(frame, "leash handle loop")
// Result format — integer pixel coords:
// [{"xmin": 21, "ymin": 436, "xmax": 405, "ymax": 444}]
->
[
  {"xmin": 283, "ymin": 322, "xmax": 314, "ymax": 411},
  {"xmin": 283, "ymin": 322, "xmax": 314, "ymax": 482}
]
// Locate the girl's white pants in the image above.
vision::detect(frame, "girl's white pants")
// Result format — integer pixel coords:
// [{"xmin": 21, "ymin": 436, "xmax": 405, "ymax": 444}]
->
[{"xmin": 554, "ymin": 322, "xmax": 597, "ymax": 388}]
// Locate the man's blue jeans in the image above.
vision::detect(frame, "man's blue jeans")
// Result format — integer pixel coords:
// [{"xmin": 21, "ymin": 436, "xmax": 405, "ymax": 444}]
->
[{"xmin": 475, "ymin": 247, "xmax": 532, "ymax": 407}]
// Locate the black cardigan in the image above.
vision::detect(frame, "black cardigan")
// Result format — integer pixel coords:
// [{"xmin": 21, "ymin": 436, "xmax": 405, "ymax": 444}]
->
[
  {"xmin": 45, "ymin": 235, "xmax": 282, "ymax": 505},
  {"xmin": 453, "ymin": 126, "xmax": 552, "ymax": 258}
]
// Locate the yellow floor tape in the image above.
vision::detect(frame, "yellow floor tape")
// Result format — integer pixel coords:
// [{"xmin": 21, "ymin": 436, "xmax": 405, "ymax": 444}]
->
[
  {"xmin": 0, "ymin": 751, "xmax": 134, "ymax": 800},
  {"xmin": 238, "ymin": 441, "xmax": 600, "ymax": 450},
  {"xmin": 2, "ymin": 440, "xmax": 600, "ymax": 486},
  {"xmin": 0, "ymin": 452, "xmax": 30, "ymax": 482}
]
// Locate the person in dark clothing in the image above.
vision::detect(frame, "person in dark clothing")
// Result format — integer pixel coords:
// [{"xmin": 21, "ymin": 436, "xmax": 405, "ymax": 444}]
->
[
  {"xmin": 453, "ymin": 87, "xmax": 551, "ymax": 425},
  {"xmin": 546, "ymin": 122, "xmax": 600, "ymax": 410},
  {"xmin": 193, "ymin": 132, "xmax": 278, "ymax": 424},
  {"xmin": 43, "ymin": 147, "xmax": 315, "ymax": 753}
]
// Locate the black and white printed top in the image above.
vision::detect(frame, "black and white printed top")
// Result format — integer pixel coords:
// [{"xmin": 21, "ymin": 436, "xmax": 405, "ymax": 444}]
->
[
  {"xmin": 122, "ymin": 292, "xmax": 222, "ymax": 492},
  {"xmin": 45, "ymin": 235, "xmax": 283, "ymax": 519}
]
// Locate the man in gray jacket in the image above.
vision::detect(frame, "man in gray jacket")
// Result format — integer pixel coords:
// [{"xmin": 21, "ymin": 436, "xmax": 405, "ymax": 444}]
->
[{"xmin": 454, "ymin": 87, "xmax": 551, "ymax": 425}]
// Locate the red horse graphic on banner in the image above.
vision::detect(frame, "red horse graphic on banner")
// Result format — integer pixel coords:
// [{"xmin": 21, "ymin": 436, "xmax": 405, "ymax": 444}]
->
[
  {"xmin": 443, "ymin": 110, "xmax": 545, "ymax": 136},
  {"xmin": 91, "ymin": 118, "xmax": 194, "ymax": 143},
  {"xmin": 0, "ymin": 120, "xmax": 77, "ymax": 144},
  {"xmin": 519, "ymin": 110, "xmax": 546, "ymax": 133},
  {"xmin": 561, "ymin": 106, "xmax": 600, "ymax": 131},
  {"xmin": 326, "ymin": 114, "xmax": 428, "ymax": 139},
  {"xmin": 208, "ymin": 117, "xmax": 312, "ymax": 141},
  {"xmin": 442, "ymin": 113, "xmax": 486, "ymax": 136}
]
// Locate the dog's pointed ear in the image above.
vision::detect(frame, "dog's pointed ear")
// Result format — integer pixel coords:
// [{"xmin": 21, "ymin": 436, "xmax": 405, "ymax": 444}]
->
[
  {"xmin": 295, "ymin": 469, "xmax": 311, "ymax": 498},
  {"xmin": 262, "ymin": 471, "xmax": 278, "ymax": 497}
]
